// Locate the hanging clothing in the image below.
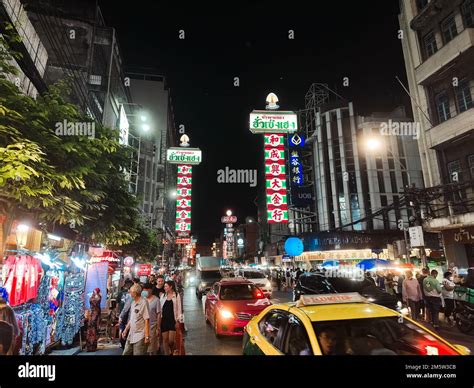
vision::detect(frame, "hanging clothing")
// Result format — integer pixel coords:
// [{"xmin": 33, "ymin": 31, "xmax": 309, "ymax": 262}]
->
[
  {"xmin": 56, "ymin": 273, "xmax": 86, "ymax": 345},
  {"xmin": 86, "ymin": 294, "xmax": 101, "ymax": 352},
  {"xmin": 3, "ymin": 255, "xmax": 42, "ymax": 307}
]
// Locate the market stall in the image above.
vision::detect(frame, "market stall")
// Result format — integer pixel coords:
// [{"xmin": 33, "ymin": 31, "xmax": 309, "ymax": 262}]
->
[{"xmin": 1, "ymin": 248, "xmax": 87, "ymax": 354}]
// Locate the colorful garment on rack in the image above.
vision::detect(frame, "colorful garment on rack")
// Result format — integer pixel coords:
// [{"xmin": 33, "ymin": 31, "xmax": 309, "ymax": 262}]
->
[
  {"xmin": 56, "ymin": 272, "xmax": 86, "ymax": 345},
  {"xmin": 36, "ymin": 268, "xmax": 65, "ymax": 345},
  {"xmin": 13, "ymin": 303, "xmax": 47, "ymax": 355},
  {"xmin": 3, "ymin": 255, "xmax": 43, "ymax": 306}
]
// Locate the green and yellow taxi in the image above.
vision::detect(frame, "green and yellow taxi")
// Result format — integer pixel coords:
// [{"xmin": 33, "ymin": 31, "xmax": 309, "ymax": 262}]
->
[{"xmin": 242, "ymin": 293, "xmax": 470, "ymax": 356}]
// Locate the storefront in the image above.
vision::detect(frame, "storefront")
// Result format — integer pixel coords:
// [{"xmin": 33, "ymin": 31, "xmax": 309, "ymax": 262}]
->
[
  {"xmin": 85, "ymin": 249, "xmax": 121, "ymax": 310},
  {"xmin": 442, "ymin": 226, "xmax": 474, "ymax": 270}
]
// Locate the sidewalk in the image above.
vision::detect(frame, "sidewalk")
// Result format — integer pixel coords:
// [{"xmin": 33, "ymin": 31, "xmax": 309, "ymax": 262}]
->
[{"xmin": 78, "ymin": 339, "xmax": 123, "ymax": 356}]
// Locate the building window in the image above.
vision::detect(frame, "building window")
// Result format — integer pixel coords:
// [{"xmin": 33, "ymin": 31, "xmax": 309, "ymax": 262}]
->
[
  {"xmin": 388, "ymin": 159, "xmax": 395, "ymax": 170},
  {"xmin": 441, "ymin": 14, "xmax": 458, "ymax": 43},
  {"xmin": 416, "ymin": 0, "xmax": 429, "ymax": 12},
  {"xmin": 402, "ymin": 172, "xmax": 409, "ymax": 188},
  {"xmin": 377, "ymin": 171, "xmax": 386, "ymax": 194},
  {"xmin": 435, "ymin": 91, "xmax": 451, "ymax": 122},
  {"xmin": 468, "ymin": 155, "xmax": 474, "ymax": 178},
  {"xmin": 455, "ymin": 79, "xmax": 473, "ymax": 113},
  {"xmin": 423, "ymin": 31, "xmax": 438, "ymax": 57},
  {"xmin": 390, "ymin": 171, "xmax": 398, "ymax": 193},
  {"xmin": 376, "ymin": 158, "xmax": 383, "ymax": 170},
  {"xmin": 88, "ymin": 74, "xmax": 102, "ymax": 85},
  {"xmin": 462, "ymin": 0, "xmax": 474, "ymax": 27},
  {"xmin": 447, "ymin": 160, "xmax": 461, "ymax": 182}
]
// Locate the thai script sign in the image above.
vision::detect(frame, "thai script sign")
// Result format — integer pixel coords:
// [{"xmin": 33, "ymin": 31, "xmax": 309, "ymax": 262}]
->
[
  {"xmin": 249, "ymin": 111, "xmax": 298, "ymax": 134},
  {"xmin": 167, "ymin": 148, "xmax": 202, "ymax": 165}
]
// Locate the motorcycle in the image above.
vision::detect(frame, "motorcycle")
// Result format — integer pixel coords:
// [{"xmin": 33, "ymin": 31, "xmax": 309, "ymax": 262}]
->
[{"xmin": 455, "ymin": 301, "xmax": 474, "ymax": 334}]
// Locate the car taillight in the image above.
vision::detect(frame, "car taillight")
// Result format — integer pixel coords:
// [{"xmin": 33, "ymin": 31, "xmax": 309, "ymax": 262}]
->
[
  {"xmin": 255, "ymin": 290, "xmax": 264, "ymax": 299},
  {"xmin": 419, "ymin": 341, "xmax": 458, "ymax": 355}
]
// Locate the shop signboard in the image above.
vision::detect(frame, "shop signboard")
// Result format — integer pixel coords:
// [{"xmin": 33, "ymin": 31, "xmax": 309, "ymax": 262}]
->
[
  {"xmin": 124, "ymin": 256, "xmax": 134, "ymax": 267},
  {"xmin": 167, "ymin": 148, "xmax": 202, "ymax": 165},
  {"xmin": 289, "ymin": 150, "xmax": 303, "ymax": 186},
  {"xmin": 291, "ymin": 186, "xmax": 313, "ymax": 206},
  {"xmin": 249, "ymin": 111, "xmax": 298, "ymax": 134},
  {"xmin": 221, "ymin": 216, "xmax": 237, "ymax": 223},
  {"xmin": 289, "ymin": 133, "xmax": 305, "ymax": 147},
  {"xmin": 409, "ymin": 226, "xmax": 424, "ymax": 247},
  {"xmin": 136, "ymin": 264, "xmax": 152, "ymax": 276}
]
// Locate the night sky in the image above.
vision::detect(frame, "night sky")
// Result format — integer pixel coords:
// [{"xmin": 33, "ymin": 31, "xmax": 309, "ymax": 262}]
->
[{"xmin": 99, "ymin": 0, "xmax": 410, "ymax": 245}]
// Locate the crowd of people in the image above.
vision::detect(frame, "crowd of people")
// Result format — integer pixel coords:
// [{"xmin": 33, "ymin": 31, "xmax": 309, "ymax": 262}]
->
[
  {"xmin": 268, "ymin": 264, "xmax": 474, "ymax": 332},
  {"xmin": 365, "ymin": 267, "xmax": 474, "ymax": 330},
  {"xmin": 86, "ymin": 269, "xmax": 186, "ymax": 356},
  {"xmin": 270, "ymin": 267, "xmax": 305, "ymax": 291}
]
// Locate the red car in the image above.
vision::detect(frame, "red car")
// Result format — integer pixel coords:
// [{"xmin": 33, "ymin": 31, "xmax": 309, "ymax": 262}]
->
[{"xmin": 204, "ymin": 278, "xmax": 271, "ymax": 337}]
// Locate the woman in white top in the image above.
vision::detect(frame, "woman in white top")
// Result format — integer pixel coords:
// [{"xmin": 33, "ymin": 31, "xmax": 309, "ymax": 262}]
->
[
  {"xmin": 442, "ymin": 271, "xmax": 456, "ymax": 324},
  {"xmin": 159, "ymin": 281, "xmax": 183, "ymax": 355}
]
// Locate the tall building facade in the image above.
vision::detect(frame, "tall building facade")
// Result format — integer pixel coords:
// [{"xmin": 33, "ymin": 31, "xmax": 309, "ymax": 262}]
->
[
  {"xmin": 1, "ymin": 0, "xmax": 48, "ymax": 97},
  {"xmin": 127, "ymin": 71, "xmax": 177, "ymax": 238},
  {"xmin": 22, "ymin": 0, "xmax": 131, "ymax": 130},
  {"xmin": 304, "ymin": 99, "xmax": 424, "ymax": 232},
  {"xmin": 399, "ymin": 0, "xmax": 474, "ymax": 267}
]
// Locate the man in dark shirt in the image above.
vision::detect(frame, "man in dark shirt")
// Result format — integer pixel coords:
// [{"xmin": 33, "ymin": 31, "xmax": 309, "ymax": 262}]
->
[
  {"xmin": 153, "ymin": 275, "xmax": 166, "ymax": 298},
  {"xmin": 418, "ymin": 268, "xmax": 430, "ymax": 321}
]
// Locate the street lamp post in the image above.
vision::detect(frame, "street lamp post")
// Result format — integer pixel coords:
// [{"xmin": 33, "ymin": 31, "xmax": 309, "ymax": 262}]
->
[{"xmin": 365, "ymin": 137, "xmax": 411, "ymax": 186}]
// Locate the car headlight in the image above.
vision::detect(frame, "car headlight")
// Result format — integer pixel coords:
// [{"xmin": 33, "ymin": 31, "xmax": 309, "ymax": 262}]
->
[{"xmin": 219, "ymin": 309, "xmax": 234, "ymax": 319}]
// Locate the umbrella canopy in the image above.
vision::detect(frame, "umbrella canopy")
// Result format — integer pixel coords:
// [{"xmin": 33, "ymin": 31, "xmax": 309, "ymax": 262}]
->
[
  {"xmin": 356, "ymin": 259, "xmax": 389, "ymax": 271},
  {"xmin": 321, "ymin": 260, "xmax": 339, "ymax": 267}
]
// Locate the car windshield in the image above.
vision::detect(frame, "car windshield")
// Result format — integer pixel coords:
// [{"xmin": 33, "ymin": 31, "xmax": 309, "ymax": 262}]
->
[
  {"xmin": 220, "ymin": 284, "xmax": 259, "ymax": 300},
  {"xmin": 201, "ymin": 271, "xmax": 221, "ymax": 280},
  {"xmin": 313, "ymin": 317, "xmax": 458, "ymax": 355},
  {"xmin": 300, "ymin": 275, "xmax": 336, "ymax": 293},
  {"xmin": 244, "ymin": 271, "xmax": 265, "ymax": 279}
]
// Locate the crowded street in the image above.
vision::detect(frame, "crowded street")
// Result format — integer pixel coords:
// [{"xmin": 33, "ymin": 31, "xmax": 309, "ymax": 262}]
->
[{"xmin": 1, "ymin": 0, "xmax": 474, "ymax": 386}]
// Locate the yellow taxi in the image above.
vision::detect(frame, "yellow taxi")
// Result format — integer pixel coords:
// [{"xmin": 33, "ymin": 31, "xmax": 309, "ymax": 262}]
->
[{"xmin": 242, "ymin": 293, "xmax": 470, "ymax": 355}]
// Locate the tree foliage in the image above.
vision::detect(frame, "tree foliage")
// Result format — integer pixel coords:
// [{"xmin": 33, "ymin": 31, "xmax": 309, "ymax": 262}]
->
[{"xmin": 0, "ymin": 24, "xmax": 156, "ymax": 256}]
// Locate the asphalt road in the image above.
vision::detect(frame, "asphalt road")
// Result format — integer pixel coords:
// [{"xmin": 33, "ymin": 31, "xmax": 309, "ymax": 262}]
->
[
  {"xmin": 74, "ymin": 284, "xmax": 474, "ymax": 356},
  {"xmin": 184, "ymin": 286, "xmax": 293, "ymax": 355}
]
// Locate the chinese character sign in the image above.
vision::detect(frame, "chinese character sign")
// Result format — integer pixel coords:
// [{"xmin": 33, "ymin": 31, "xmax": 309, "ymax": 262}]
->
[
  {"xmin": 289, "ymin": 150, "xmax": 303, "ymax": 187},
  {"xmin": 175, "ymin": 164, "xmax": 193, "ymax": 234},
  {"xmin": 264, "ymin": 134, "xmax": 289, "ymax": 223}
]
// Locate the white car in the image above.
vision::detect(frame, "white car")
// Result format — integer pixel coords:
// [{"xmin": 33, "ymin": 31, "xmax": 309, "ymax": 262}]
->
[{"xmin": 238, "ymin": 269, "xmax": 272, "ymax": 298}]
